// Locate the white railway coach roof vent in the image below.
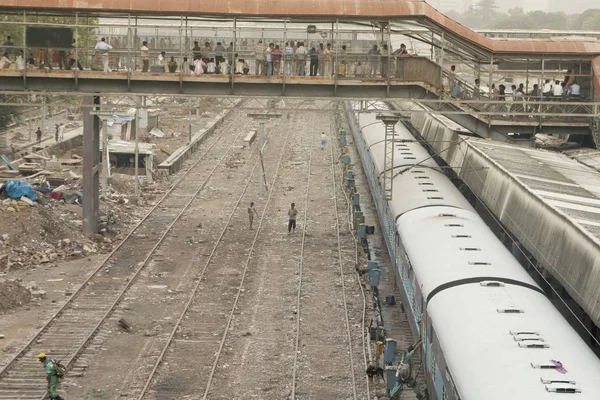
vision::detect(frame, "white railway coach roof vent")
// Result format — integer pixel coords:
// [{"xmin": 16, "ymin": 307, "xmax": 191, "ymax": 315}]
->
[
  {"xmin": 545, "ymin": 384, "xmax": 582, "ymax": 394},
  {"xmin": 422, "ymin": 189, "xmax": 439, "ymax": 193},
  {"xmin": 497, "ymin": 307, "xmax": 524, "ymax": 314},
  {"xmin": 411, "ymin": 170, "xmax": 426, "ymax": 173},
  {"xmin": 542, "ymin": 379, "xmax": 577, "ymax": 385},
  {"xmin": 414, "ymin": 176, "xmax": 430, "ymax": 179},
  {"xmin": 427, "ymin": 196, "xmax": 444, "ymax": 200},
  {"xmin": 480, "ymin": 281, "xmax": 504, "ymax": 287},
  {"xmin": 468, "ymin": 261, "xmax": 491, "ymax": 266},
  {"xmin": 418, "ymin": 182, "xmax": 434, "ymax": 186},
  {"xmin": 404, "ymin": 157, "xmax": 417, "ymax": 160},
  {"xmin": 518, "ymin": 341, "xmax": 549, "ymax": 349},
  {"xmin": 460, "ymin": 247, "xmax": 481, "ymax": 251},
  {"xmin": 531, "ymin": 362, "xmax": 558, "ymax": 369}
]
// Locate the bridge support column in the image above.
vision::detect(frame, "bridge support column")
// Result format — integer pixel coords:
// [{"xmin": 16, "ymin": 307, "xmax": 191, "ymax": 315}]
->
[{"xmin": 83, "ymin": 95, "xmax": 100, "ymax": 235}]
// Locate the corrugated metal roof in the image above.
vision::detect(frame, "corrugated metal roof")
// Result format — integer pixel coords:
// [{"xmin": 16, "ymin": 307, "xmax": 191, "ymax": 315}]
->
[{"xmin": 3, "ymin": 0, "xmax": 600, "ymax": 57}]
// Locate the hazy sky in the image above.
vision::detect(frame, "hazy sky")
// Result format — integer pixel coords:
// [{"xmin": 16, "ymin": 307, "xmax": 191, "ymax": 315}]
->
[{"xmin": 429, "ymin": 0, "xmax": 592, "ymax": 14}]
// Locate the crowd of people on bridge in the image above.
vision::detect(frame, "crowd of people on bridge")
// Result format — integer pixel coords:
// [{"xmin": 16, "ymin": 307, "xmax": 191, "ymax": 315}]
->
[
  {"xmin": 1, "ymin": 34, "xmax": 417, "ymax": 80},
  {"xmin": 446, "ymin": 64, "xmax": 586, "ymax": 107}
]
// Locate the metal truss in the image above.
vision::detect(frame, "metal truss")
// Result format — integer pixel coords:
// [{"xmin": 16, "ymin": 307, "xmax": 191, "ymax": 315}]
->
[{"xmin": 1, "ymin": 91, "xmax": 599, "ymax": 120}]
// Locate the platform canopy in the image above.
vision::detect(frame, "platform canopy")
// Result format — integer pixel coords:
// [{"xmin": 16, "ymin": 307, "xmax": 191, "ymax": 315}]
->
[{"xmin": 3, "ymin": 0, "xmax": 600, "ymax": 58}]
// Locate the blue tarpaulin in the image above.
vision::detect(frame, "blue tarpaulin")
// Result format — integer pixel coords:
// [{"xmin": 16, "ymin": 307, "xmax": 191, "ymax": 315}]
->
[{"xmin": 4, "ymin": 180, "xmax": 37, "ymax": 201}]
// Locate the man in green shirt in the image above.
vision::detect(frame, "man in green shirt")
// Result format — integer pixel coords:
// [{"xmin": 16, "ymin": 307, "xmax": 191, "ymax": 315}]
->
[
  {"xmin": 38, "ymin": 353, "xmax": 65, "ymax": 400},
  {"xmin": 390, "ymin": 340, "xmax": 427, "ymax": 400}
]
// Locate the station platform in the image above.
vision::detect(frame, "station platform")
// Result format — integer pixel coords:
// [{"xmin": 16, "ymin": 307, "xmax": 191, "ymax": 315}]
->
[{"xmin": 410, "ymin": 109, "xmax": 600, "ymax": 331}]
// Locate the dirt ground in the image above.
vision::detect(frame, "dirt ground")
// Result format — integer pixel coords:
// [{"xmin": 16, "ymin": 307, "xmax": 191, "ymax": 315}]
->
[
  {"xmin": 45, "ymin": 109, "xmax": 370, "ymax": 400},
  {"xmin": 0, "ymin": 106, "xmax": 387, "ymax": 400},
  {"xmin": 0, "ymin": 254, "xmax": 105, "ymax": 366}
]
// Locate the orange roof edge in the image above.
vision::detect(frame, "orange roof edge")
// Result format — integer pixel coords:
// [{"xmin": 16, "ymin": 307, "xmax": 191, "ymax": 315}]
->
[
  {"xmin": 1, "ymin": 0, "xmax": 600, "ymax": 56},
  {"xmin": 593, "ymin": 56, "xmax": 600, "ymax": 100}
]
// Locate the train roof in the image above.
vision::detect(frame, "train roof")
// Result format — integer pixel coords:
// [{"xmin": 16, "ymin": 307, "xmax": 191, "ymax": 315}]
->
[
  {"xmin": 397, "ymin": 206, "xmax": 539, "ymax": 300},
  {"xmin": 358, "ymin": 113, "xmax": 474, "ymax": 218},
  {"xmin": 430, "ymin": 284, "xmax": 600, "ymax": 399},
  {"xmin": 398, "ymin": 206, "xmax": 600, "ymax": 398}
]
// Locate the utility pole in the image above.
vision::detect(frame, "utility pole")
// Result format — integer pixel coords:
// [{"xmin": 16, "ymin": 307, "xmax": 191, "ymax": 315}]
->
[
  {"xmin": 135, "ymin": 106, "xmax": 139, "ymax": 198},
  {"xmin": 41, "ymin": 94, "xmax": 46, "ymax": 139},
  {"xmin": 248, "ymin": 113, "xmax": 281, "ymax": 200},
  {"xmin": 376, "ymin": 113, "xmax": 407, "ymax": 201},
  {"xmin": 94, "ymin": 113, "xmax": 112, "ymax": 198},
  {"xmin": 188, "ymin": 98, "xmax": 193, "ymax": 143}
]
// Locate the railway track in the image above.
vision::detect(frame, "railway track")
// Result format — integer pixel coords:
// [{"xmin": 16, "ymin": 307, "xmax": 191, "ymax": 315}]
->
[
  {"xmin": 0, "ymin": 109, "xmax": 254, "ymax": 400},
  {"xmin": 288, "ymin": 118, "xmax": 364, "ymax": 399},
  {"xmin": 133, "ymin": 109, "xmax": 296, "ymax": 400}
]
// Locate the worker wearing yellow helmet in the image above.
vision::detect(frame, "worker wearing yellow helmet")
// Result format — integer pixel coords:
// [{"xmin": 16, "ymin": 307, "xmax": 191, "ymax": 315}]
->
[{"xmin": 38, "ymin": 353, "xmax": 65, "ymax": 400}]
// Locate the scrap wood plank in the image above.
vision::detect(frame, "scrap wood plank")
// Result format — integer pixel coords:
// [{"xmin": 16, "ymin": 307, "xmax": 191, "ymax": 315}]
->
[
  {"xmin": 1, "ymin": 155, "xmax": 16, "ymax": 171},
  {"xmin": 23, "ymin": 170, "xmax": 51, "ymax": 180}
]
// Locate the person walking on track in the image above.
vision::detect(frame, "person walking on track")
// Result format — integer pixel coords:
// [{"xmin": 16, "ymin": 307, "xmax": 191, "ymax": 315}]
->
[
  {"xmin": 38, "ymin": 353, "xmax": 65, "ymax": 400},
  {"xmin": 288, "ymin": 202, "xmax": 298, "ymax": 233},
  {"xmin": 248, "ymin": 202, "xmax": 258, "ymax": 230},
  {"xmin": 58, "ymin": 123, "xmax": 65, "ymax": 141},
  {"xmin": 320, "ymin": 132, "xmax": 327, "ymax": 150}
]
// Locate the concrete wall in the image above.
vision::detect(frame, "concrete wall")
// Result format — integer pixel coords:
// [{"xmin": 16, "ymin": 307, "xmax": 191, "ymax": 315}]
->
[{"xmin": 157, "ymin": 102, "xmax": 239, "ymax": 175}]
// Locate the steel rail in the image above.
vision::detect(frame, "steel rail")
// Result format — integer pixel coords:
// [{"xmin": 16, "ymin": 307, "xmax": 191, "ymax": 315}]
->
[
  {"xmin": 290, "ymin": 118, "xmax": 360, "ymax": 400},
  {"xmin": 134, "ymin": 132, "xmax": 265, "ymax": 400},
  {"xmin": 0, "ymin": 109, "xmax": 248, "ymax": 398},
  {"xmin": 329, "ymin": 121, "xmax": 359, "ymax": 400},
  {"xmin": 199, "ymin": 114, "xmax": 294, "ymax": 400},
  {"xmin": 335, "ymin": 113, "xmax": 372, "ymax": 400},
  {"xmin": 134, "ymin": 115, "xmax": 292, "ymax": 400},
  {"xmin": 290, "ymin": 119, "xmax": 315, "ymax": 399}
]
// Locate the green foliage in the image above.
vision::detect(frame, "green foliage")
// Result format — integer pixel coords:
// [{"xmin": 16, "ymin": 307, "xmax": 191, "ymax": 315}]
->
[
  {"xmin": 0, "ymin": 13, "xmax": 98, "ymax": 50},
  {"xmin": 450, "ymin": 6, "xmax": 600, "ymax": 30}
]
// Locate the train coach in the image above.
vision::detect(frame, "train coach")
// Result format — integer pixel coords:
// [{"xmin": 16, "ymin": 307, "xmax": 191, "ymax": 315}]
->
[{"xmin": 354, "ymin": 111, "xmax": 600, "ymax": 399}]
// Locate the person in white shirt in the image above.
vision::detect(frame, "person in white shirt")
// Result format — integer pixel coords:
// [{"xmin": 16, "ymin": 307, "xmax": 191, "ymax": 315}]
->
[
  {"xmin": 235, "ymin": 57, "xmax": 249, "ymax": 75},
  {"xmin": 569, "ymin": 81, "xmax": 581, "ymax": 97},
  {"xmin": 193, "ymin": 58, "xmax": 206, "ymax": 75},
  {"xmin": 295, "ymin": 42, "xmax": 307, "ymax": 76},
  {"xmin": 0, "ymin": 52, "xmax": 11, "ymax": 69},
  {"xmin": 182, "ymin": 57, "xmax": 190, "ymax": 74},
  {"xmin": 206, "ymin": 58, "xmax": 216, "ymax": 74},
  {"xmin": 253, "ymin": 40, "xmax": 264, "ymax": 75},
  {"xmin": 320, "ymin": 132, "xmax": 327, "ymax": 150},
  {"xmin": 158, "ymin": 51, "xmax": 167, "ymax": 72},
  {"xmin": 15, "ymin": 51, "xmax": 24, "ymax": 70},
  {"xmin": 140, "ymin": 41, "xmax": 149, "ymax": 72},
  {"xmin": 284, "ymin": 42, "xmax": 294, "ymax": 76},
  {"xmin": 58, "ymin": 123, "xmax": 65, "ymax": 141},
  {"xmin": 220, "ymin": 58, "xmax": 230, "ymax": 75},
  {"xmin": 94, "ymin": 38, "xmax": 113, "ymax": 72},
  {"xmin": 542, "ymin": 79, "xmax": 553, "ymax": 97},
  {"xmin": 553, "ymin": 80, "xmax": 564, "ymax": 97}
]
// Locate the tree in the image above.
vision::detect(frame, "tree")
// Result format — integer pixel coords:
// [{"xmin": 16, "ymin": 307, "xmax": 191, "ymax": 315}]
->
[
  {"xmin": 476, "ymin": 0, "xmax": 498, "ymax": 15},
  {"xmin": 580, "ymin": 9, "xmax": 600, "ymax": 30},
  {"xmin": 0, "ymin": 13, "xmax": 98, "ymax": 66}
]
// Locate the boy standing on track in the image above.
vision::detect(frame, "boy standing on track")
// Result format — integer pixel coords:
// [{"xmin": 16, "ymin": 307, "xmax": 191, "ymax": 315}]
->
[
  {"xmin": 288, "ymin": 202, "xmax": 298, "ymax": 233},
  {"xmin": 248, "ymin": 202, "xmax": 258, "ymax": 230}
]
